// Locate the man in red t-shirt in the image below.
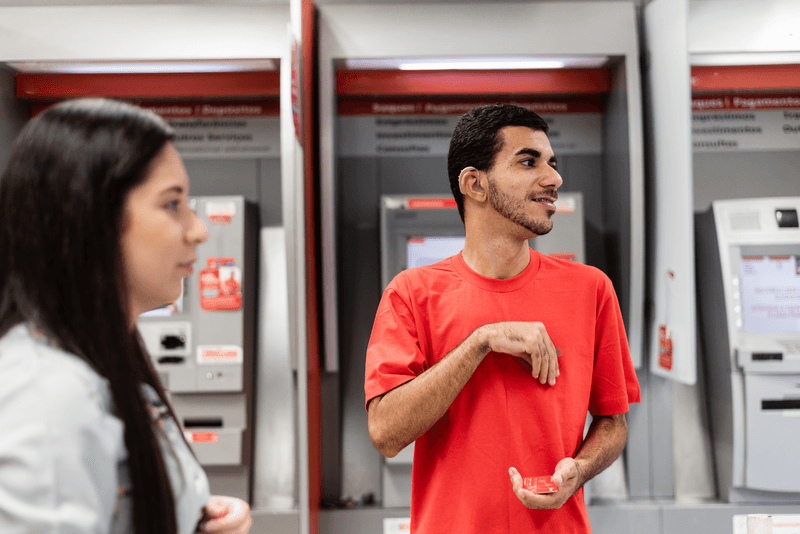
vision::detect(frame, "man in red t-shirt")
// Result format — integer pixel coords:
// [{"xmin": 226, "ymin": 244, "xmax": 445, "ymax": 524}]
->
[{"xmin": 365, "ymin": 104, "xmax": 641, "ymax": 533}]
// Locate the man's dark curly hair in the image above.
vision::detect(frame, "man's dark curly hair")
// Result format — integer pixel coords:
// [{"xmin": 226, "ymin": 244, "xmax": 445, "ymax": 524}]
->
[{"xmin": 447, "ymin": 104, "xmax": 549, "ymax": 222}]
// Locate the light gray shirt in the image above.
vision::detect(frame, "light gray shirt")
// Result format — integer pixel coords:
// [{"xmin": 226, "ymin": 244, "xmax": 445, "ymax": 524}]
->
[{"xmin": 0, "ymin": 324, "xmax": 210, "ymax": 534}]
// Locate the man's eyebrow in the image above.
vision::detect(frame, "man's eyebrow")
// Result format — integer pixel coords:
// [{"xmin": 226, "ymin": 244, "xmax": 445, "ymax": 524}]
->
[
  {"xmin": 515, "ymin": 148, "xmax": 541, "ymax": 159},
  {"xmin": 515, "ymin": 148, "xmax": 557, "ymax": 165}
]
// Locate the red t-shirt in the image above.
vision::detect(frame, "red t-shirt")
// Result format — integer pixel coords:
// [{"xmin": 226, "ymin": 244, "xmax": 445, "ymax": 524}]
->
[{"xmin": 365, "ymin": 249, "xmax": 641, "ymax": 534}]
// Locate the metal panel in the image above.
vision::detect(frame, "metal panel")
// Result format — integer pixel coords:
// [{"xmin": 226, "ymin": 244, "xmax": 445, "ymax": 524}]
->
[
  {"xmin": 643, "ymin": 0, "xmax": 697, "ymax": 385},
  {"xmin": 251, "ymin": 228, "xmax": 297, "ymax": 510},
  {"xmin": 0, "ymin": 5, "xmax": 290, "ymax": 62}
]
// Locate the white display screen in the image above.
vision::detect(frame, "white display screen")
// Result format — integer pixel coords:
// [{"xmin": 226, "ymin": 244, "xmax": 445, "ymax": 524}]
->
[
  {"xmin": 739, "ymin": 254, "xmax": 800, "ymax": 333},
  {"xmin": 406, "ymin": 236, "xmax": 466, "ymax": 269}
]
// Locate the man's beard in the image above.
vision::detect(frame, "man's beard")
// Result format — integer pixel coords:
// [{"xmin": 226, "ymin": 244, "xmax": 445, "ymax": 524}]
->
[{"xmin": 487, "ymin": 177, "xmax": 554, "ymax": 236}]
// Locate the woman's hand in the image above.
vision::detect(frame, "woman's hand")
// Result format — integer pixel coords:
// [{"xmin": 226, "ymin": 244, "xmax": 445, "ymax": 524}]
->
[{"xmin": 198, "ymin": 495, "xmax": 252, "ymax": 534}]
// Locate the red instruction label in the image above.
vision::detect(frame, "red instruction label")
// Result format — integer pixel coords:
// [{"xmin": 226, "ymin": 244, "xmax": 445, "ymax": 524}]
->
[
  {"xmin": 199, "ymin": 257, "xmax": 242, "ymax": 311},
  {"xmin": 185, "ymin": 431, "xmax": 219, "ymax": 443},
  {"xmin": 658, "ymin": 325, "xmax": 673, "ymax": 371},
  {"xmin": 523, "ymin": 476, "xmax": 558, "ymax": 494}
]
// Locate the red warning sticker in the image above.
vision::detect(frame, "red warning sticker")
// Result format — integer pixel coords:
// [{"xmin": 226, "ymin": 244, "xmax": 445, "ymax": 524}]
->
[
  {"xmin": 658, "ymin": 325, "xmax": 673, "ymax": 371},
  {"xmin": 197, "ymin": 345, "xmax": 243, "ymax": 365},
  {"xmin": 205, "ymin": 200, "xmax": 236, "ymax": 225},
  {"xmin": 199, "ymin": 257, "xmax": 242, "ymax": 311},
  {"xmin": 185, "ymin": 431, "xmax": 219, "ymax": 443}
]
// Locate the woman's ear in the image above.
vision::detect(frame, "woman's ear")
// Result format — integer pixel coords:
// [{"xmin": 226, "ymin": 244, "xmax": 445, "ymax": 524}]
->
[{"xmin": 459, "ymin": 167, "xmax": 487, "ymax": 203}]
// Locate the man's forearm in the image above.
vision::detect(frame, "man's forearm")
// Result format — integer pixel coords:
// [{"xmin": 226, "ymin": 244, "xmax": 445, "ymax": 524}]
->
[
  {"xmin": 367, "ymin": 330, "xmax": 490, "ymax": 457},
  {"xmin": 573, "ymin": 413, "xmax": 628, "ymax": 487}
]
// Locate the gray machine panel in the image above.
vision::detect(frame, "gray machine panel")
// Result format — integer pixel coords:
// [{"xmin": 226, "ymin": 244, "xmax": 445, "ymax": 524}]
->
[
  {"xmin": 137, "ymin": 196, "xmax": 258, "ymax": 472},
  {"xmin": 695, "ymin": 197, "xmax": 800, "ymax": 502}
]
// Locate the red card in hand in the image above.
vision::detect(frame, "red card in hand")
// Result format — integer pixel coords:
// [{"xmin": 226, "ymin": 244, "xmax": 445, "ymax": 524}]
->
[{"xmin": 523, "ymin": 476, "xmax": 558, "ymax": 494}]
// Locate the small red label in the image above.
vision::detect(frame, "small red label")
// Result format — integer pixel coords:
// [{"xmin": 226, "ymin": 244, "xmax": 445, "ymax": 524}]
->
[
  {"xmin": 190, "ymin": 432, "xmax": 219, "ymax": 443},
  {"xmin": 658, "ymin": 325, "xmax": 673, "ymax": 371},
  {"xmin": 205, "ymin": 201, "xmax": 236, "ymax": 225},
  {"xmin": 407, "ymin": 198, "xmax": 457, "ymax": 210},
  {"xmin": 201, "ymin": 348, "xmax": 240, "ymax": 361}
]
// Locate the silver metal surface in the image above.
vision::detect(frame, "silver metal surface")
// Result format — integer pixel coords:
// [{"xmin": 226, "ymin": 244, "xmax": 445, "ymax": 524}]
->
[{"xmin": 252, "ymin": 227, "xmax": 297, "ymax": 510}]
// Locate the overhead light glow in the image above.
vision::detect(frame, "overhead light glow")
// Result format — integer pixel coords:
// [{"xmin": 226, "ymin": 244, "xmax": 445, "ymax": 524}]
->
[
  {"xmin": 399, "ymin": 60, "xmax": 566, "ymax": 70},
  {"xmin": 9, "ymin": 59, "xmax": 277, "ymax": 74},
  {"xmin": 691, "ymin": 52, "xmax": 800, "ymax": 66},
  {"xmin": 341, "ymin": 56, "xmax": 608, "ymax": 71}
]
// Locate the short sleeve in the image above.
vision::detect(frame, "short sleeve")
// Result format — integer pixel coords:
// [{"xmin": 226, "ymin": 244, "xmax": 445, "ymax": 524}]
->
[
  {"xmin": 364, "ymin": 276, "xmax": 428, "ymax": 410},
  {"xmin": 0, "ymin": 351, "xmax": 124, "ymax": 534},
  {"xmin": 588, "ymin": 275, "xmax": 642, "ymax": 416}
]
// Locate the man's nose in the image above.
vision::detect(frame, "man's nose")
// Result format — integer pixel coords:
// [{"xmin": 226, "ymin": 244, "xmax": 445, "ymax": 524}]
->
[{"xmin": 544, "ymin": 167, "xmax": 563, "ymax": 189}]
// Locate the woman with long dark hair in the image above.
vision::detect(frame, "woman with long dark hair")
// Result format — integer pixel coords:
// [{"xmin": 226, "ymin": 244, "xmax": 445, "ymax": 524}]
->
[{"xmin": 0, "ymin": 98, "xmax": 251, "ymax": 534}]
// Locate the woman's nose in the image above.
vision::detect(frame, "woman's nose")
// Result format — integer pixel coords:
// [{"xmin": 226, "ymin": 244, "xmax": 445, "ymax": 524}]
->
[{"xmin": 188, "ymin": 211, "xmax": 209, "ymax": 245}]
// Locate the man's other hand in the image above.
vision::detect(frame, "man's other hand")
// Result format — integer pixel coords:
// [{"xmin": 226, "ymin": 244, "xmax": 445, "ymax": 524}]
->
[
  {"xmin": 480, "ymin": 322, "xmax": 559, "ymax": 385},
  {"xmin": 508, "ymin": 459, "xmax": 583, "ymax": 510}
]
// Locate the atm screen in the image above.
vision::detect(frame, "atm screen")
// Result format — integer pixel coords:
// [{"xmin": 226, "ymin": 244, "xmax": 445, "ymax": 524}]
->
[
  {"xmin": 406, "ymin": 236, "xmax": 466, "ymax": 269},
  {"xmin": 739, "ymin": 253, "xmax": 800, "ymax": 333}
]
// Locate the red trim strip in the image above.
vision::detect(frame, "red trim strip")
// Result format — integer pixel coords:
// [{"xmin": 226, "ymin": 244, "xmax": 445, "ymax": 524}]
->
[
  {"xmin": 336, "ymin": 69, "xmax": 610, "ymax": 96},
  {"xmin": 31, "ymin": 99, "xmax": 280, "ymax": 118},
  {"xmin": 691, "ymin": 65, "xmax": 800, "ymax": 92},
  {"xmin": 692, "ymin": 93, "xmax": 800, "ymax": 111},
  {"xmin": 337, "ymin": 97, "xmax": 603, "ymax": 115},
  {"xmin": 16, "ymin": 71, "xmax": 280, "ymax": 99}
]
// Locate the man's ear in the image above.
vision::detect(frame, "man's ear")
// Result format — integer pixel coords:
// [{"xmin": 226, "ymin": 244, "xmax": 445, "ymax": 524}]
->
[{"xmin": 459, "ymin": 167, "xmax": 487, "ymax": 203}]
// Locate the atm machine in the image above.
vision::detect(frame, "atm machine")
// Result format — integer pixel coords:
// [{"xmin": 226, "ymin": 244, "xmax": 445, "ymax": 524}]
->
[
  {"xmin": 379, "ymin": 192, "xmax": 586, "ymax": 507},
  {"xmin": 696, "ymin": 197, "xmax": 800, "ymax": 502},
  {"xmin": 137, "ymin": 195, "xmax": 258, "ymax": 501}
]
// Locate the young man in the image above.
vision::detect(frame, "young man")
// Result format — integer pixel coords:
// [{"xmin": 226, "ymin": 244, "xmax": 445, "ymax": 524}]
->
[{"xmin": 365, "ymin": 103, "xmax": 640, "ymax": 533}]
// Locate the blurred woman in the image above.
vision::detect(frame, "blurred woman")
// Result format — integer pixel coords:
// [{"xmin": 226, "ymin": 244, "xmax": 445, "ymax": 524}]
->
[{"xmin": 0, "ymin": 98, "xmax": 251, "ymax": 534}]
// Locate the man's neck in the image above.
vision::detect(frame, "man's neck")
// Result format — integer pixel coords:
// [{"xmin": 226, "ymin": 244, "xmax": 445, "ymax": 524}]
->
[{"xmin": 461, "ymin": 220, "xmax": 531, "ymax": 280}]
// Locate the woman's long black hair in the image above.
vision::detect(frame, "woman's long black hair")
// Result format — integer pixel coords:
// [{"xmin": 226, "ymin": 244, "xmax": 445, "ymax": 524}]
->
[{"xmin": 0, "ymin": 98, "xmax": 179, "ymax": 534}]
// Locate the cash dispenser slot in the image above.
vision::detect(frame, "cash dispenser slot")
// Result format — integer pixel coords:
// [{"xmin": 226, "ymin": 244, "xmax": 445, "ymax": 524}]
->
[
  {"xmin": 157, "ymin": 356, "xmax": 186, "ymax": 364},
  {"xmin": 762, "ymin": 399, "xmax": 800, "ymax": 411},
  {"xmin": 184, "ymin": 417, "xmax": 224, "ymax": 428},
  {"xmin": 753, "ymin": 353, "xmax": 783, "ymax": 361}
]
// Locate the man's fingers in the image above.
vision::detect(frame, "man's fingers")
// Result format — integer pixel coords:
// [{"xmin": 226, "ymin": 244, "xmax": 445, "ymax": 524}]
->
[
  {"xmin": 547, "ymin": 347, "xmax": 558, "ymax": 386},
  {"xmin": 509, "ymin": 467, "xmax": 521, "ymax": 486}
]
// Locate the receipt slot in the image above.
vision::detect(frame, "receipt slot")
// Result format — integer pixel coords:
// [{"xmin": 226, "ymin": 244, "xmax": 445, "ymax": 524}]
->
[
  {"xmin": 696, "ymin": 197, "xmax": 800, "ymax": 502},
  {"xmin": 138, "ymin": 196, "xmax": 258, "ymax": 469}
]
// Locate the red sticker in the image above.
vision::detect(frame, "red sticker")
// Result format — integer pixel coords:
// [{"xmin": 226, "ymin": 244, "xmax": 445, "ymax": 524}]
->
[
  {"xmin": 188, "ymin": 431, "xmax": 218, "ymax": 443},
  {"xmin": 523, "ymin": 476, "xmax": 558, "ymax": 494},
  {"xmin": 199, "ymin": 257, "xmax": 242, "ymax": 311},
  {"xmin": 205, "ymin": 201, "xmax": 236, "ymax": 225},
  {"xmin": 658, "ymin": 325, "xmax": 673, "ymax": 370}
]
